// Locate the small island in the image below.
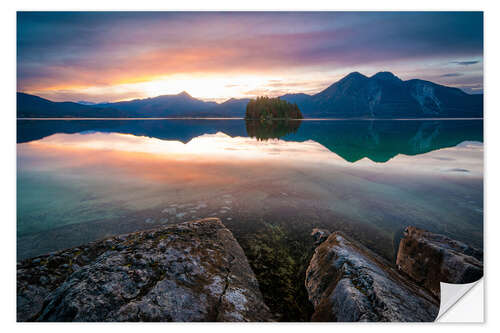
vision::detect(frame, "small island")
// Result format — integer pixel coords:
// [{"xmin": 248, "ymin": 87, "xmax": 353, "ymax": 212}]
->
[{"xmin": 245, "ymin": 96, "xmax": 303, "ymax": 120}]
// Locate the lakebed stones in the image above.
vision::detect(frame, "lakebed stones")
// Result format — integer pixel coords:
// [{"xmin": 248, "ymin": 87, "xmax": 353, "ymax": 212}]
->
[
  {"xmin": 396, "ymin": 226, "xmax": 483, "ymax": 298},
  {"xmin": 305, "ymin": 231, "xmax": 439, "ymax": 322},
  {"xmin": 17, "ymin": 218, "xmax": 272, "ymax": 322}
]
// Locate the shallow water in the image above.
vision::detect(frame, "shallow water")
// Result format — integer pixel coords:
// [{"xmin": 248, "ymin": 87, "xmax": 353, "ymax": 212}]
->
[
  {"xmin": 17, "ymin": 119, "xmax": 483, "ymax": 256},
  {"xmin": 16, "ymin": 119, "xmax": 483, "ymax": 320}
]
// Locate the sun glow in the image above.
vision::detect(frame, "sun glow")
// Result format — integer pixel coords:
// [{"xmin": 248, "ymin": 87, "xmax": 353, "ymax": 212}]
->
[
  {"xmin": 31, "ymin": 74, "xmax": 280, "ymax": 103},
  {"xmin": 137, "ymin": 74, "xmax": 272, "ymax": 102},
  {"xmin": 26, "ymin": 70, "xmax": 338, "ymax": 104}
]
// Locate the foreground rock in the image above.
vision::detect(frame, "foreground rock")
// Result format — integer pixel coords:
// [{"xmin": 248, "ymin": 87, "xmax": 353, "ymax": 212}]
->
[
  {"xmin": 305, "ymin": 231, "xmax": 439, "ymax": 322},
  {"xmin": 396, "ymin": 226, "xmax": 483, "ymax": 298},
  {"xmin": 17, "ymin": 218, "xmax": 272, "ymax": 322}
]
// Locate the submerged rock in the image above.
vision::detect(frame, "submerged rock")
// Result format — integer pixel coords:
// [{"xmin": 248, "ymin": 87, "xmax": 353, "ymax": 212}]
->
[
  {"xmin": 305, "ymin": 231, "xmax": 438, "ymax": 322},
  {"xmin": 396, "ymin": 226, "xmax": 483, "ymax": 298},
  {"xmin": 17, "ymin": 218, "xmax": 272, "ymax": 322}
]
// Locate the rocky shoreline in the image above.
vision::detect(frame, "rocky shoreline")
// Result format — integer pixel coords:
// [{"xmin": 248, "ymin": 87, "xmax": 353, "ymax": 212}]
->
[
  {"xmin": 17, "ymin": 220, "xmax": 483, "ymax": 322},
  {"xmin": 396, "ymin": 226, "xmax": 483, "ymax": 298},
  {"xmin": 305, "ymin": 230, "xmax": 438, "ymax": 321},
  {"xmin": 305, "ymin": 226, "xmax": 483, "ymax": 322},
  {"xmin": 17, "ymin": 218, "xmax": 272, "ymax": 322}
]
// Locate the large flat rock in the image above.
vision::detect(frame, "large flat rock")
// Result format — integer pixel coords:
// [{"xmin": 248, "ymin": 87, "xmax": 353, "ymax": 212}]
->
[
  {"xmin": 396, "ymin": 226, "xmax": 483, "ymax": 298},
  {"xmin": 17, "ymin": 218, "xmax": 272, "ymax": 322},
  {"xmin": 305, "ymin": 231, "xmax": 439, "ymax": 322}
]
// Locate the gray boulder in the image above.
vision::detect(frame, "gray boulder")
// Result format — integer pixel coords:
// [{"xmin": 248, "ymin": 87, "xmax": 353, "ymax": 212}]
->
[
  {"xmin": 305, "ymin": 231, "xmax": 439, "ymax": 322},
  {"xmin": 396, "ymin": 226, "xmax": 483, "ymax": 298},
  {"xmin": 17, "ymin": 218, "xmax": 272, "ymax": 322}
]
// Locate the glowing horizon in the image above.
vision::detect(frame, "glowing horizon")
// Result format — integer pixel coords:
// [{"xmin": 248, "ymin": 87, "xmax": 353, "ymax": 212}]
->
[{"xmin": 17, "ymin": 12, "xmax": 483, "ymax": 103}]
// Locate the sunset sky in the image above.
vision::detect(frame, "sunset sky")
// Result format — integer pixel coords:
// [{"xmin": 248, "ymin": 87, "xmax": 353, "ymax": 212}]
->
[{"xmin": 17, "ymin": 11, "xmax": 483, "ymax": 103}]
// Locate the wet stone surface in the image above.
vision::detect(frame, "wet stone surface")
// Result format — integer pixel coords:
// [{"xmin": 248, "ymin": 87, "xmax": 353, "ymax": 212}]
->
[
  {"xmin": 396, "ymin": 226, "xmax": 483, "ymax": 298},
  {"xmin": 305, "ymin": 231, "xmax": 439, "ymax": 322},
  {"xmin": 17, "ymin": 218, "xmax": 272, "ymax": 322}
]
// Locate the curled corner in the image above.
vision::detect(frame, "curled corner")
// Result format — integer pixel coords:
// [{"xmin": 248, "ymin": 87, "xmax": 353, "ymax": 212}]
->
[{"xmin": 435, "ymin": 278, "xmax": 483, "ymax": 322}]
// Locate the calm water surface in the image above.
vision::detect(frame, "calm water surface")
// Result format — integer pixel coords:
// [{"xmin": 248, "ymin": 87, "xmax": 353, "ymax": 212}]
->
[{"xmin": 17, "ymin": 119, "xmax": 483, "ymax": 260}]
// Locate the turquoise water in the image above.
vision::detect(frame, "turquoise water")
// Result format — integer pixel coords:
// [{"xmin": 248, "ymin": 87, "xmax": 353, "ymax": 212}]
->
[{"xmin": 17, "ymin": 119, "xmax": 483, "ymax": 260}]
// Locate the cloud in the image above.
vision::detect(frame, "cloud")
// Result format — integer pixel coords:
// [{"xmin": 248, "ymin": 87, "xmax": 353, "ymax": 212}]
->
[
  {"xmin": 451, "ymin": 60, "xmax": 480, "ymax": 66},
  {"xmin": 31, "ymin": 89, "xmax": 147, "ymax": 104},
  {"xmin": 440, "ymin": 73, "xmax": 463, "ymax": 77},
  {"xmin": 17, "ymin": 12, "xmax": 483, "ymax": 101}
]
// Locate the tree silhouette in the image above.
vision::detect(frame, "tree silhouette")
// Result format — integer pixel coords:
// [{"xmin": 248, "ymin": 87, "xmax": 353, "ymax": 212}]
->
[{"xmin": 245, "ymin": 96, "xmax": 303, "ymax": 120}]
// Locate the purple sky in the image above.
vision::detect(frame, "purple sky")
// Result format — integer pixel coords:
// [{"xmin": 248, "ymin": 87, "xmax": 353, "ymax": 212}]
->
[{"xmin": 17, "ymin": 12, "xmax": 483, "ymax": 102}]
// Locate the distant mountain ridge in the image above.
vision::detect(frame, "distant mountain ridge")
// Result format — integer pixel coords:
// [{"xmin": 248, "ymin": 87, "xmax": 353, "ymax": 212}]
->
[
  {"xmin": 95, "ymin": 91, "xmax": 216, "ymax": 117},
  {"xmin": 280, "ymin": 71, "xmax": 483, "ymax": 118},
  {"xmin": 16, "ymin": 93, "xmax": 126, "ymax": 118},
  {"xmin": 17, "ymin": 71, "xmax": 483, "ymax": 118}
]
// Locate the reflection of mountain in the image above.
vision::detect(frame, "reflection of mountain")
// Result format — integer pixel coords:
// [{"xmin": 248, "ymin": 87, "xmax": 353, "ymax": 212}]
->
[
  {"xmin": 17, "ymin": 119, "xmax": 482, "ymax": 163},
  {"xmin": 17, "ymin": 120, "xmax": 248, "ymax": 144},
  {"xmin": 284, "ymin": 120, "xmax": 483, "ymax": 162},
  {"xmin": 245, "ymin": 120, "xmax": 302, "ymax": 140}
]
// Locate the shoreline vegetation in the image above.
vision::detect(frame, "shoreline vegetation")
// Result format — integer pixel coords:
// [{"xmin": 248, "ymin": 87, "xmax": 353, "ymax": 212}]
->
[{"xmin": 245, "ymin": 96, "xmax": 303, "ymax": 121}]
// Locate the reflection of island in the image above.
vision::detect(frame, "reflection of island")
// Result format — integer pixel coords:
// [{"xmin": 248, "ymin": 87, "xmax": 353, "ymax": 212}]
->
[
  {"xmin": 245, "ymin": 120, "xmax": 302, "ymax": 141},
  {"xmin": 17, "ymin": 119, "xmax": 482, "ymax": 163}
]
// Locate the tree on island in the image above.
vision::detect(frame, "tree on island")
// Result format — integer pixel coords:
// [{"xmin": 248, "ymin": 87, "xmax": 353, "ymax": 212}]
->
[{"xmin": 245, "ymin": 96, "xmax": 303, "ymax": 120}]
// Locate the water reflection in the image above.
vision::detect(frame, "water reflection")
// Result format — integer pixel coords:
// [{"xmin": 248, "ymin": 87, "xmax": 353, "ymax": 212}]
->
[
  {"xmin": 16, "ymin": 119, "xmax": 484, "ymax": 322},
  {"xmin": 246, "ymin": 119, "xmax": 302, "ymax": 140},
  {"xmin": 17, "ymin": 119, "xmax": 483, "ymax": 163},
  {"xmin": 286, "ymin": 120, "xmax": 483, "ymax": 162},
  {"xmin": 17, "ymin": 123, "xmax": 483, "ymax": 262}
]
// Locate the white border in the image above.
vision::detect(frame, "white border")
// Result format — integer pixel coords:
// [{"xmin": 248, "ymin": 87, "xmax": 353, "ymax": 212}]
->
[
  {"xmin": 2, "ymin": 1, "xmax": 498, "ymax": 331},
  {"xmin": 438, "ymin": 279, "xmax": 484, "ymax": 322}
]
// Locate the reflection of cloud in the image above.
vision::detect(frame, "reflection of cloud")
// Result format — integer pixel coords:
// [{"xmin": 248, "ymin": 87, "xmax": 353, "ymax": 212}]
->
[
  {"xmin": 18, "ymin": 131, "xmax": 340, "ymax": 186},
  {"xmin": 18, "ymin": 130, "xmax": 484, "ymax": 194},
  {"xmin": 28, "ymin": 130, "xmax": 482, "ymax": 164},
  {"xmin": 28, "ymin": 132, "xmax": 333, "ymax": 163},
  {"xmin": 431, "ymin": 156, "xmax": 454, "ymax": 161},
  {"xmin": 446, "ymin": 168, "xmax": 470, "ymax": 173}
]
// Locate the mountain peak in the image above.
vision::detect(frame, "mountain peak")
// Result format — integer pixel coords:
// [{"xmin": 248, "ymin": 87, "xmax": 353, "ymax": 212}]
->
[
  {"xmin": 371, "ymin": 71, "xmax": 401, "ymax": 82},
  {"xmin": 177, "ymin": 91, "xmax": 192, "ymax": 98},
  {"xmin": 77, "ymin": 101, "xmax": 98, "ymax": 105},
  {"xmin": 343, "ymin": 72, "xmax": 367, "ymax": 80}
]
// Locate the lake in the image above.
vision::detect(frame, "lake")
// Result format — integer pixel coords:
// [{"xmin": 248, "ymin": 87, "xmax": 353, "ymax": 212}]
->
[{"xmin": 16, "ymin": 118, "xmax": 483, "ymax": 320}]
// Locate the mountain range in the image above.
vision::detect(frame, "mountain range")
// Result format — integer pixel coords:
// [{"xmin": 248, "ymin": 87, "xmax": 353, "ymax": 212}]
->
[{"xmin": 17, "ymin": 72, "xmax": 483, "ymax": 118}]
